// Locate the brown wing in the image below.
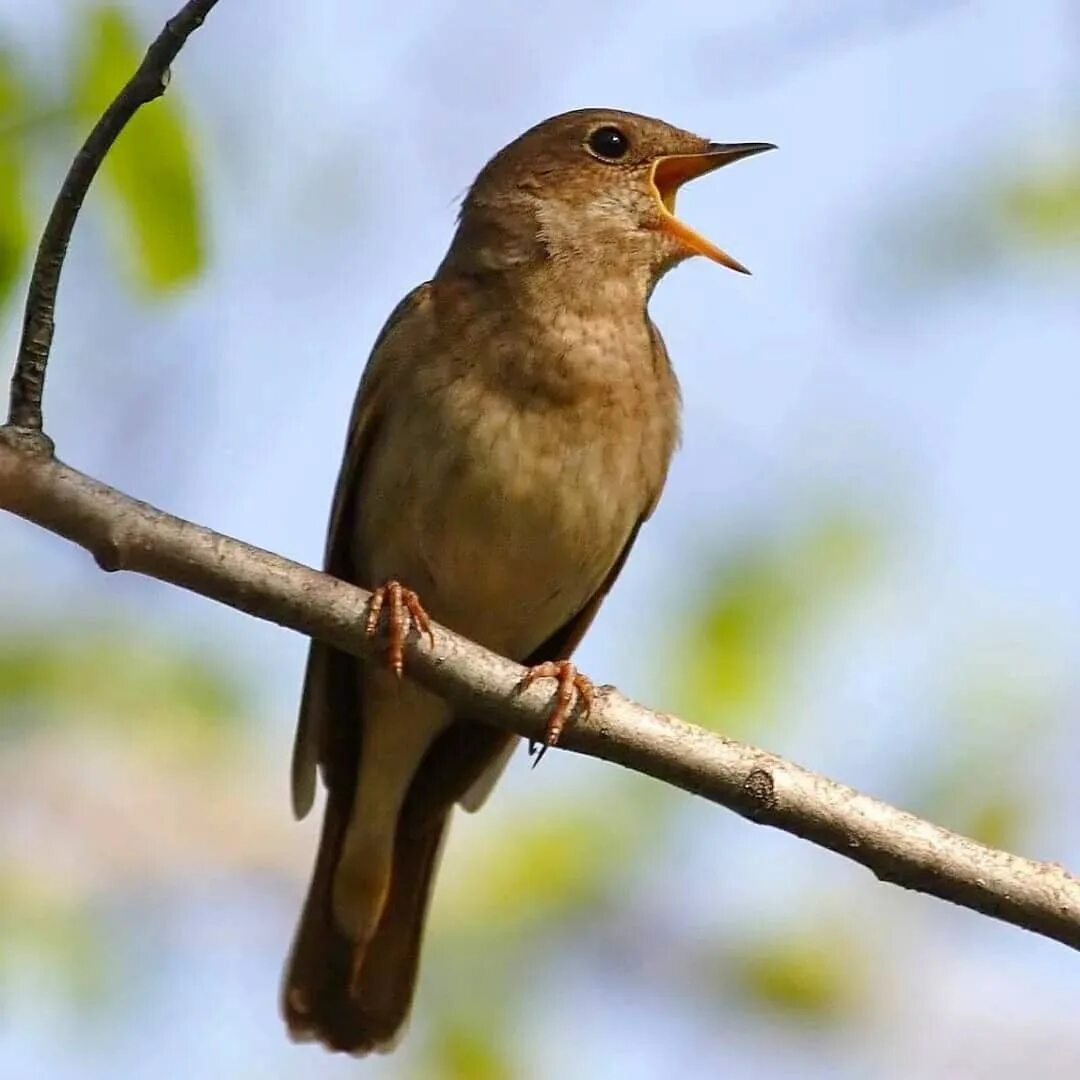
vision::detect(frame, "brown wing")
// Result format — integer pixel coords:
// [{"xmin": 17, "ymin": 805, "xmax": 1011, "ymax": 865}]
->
[
  {"xmin": 284, "ymin": 282, "xmax": 448, "ymax": 1052},
  {"xmin": 290, "ymin": 283, "xmax": 432, "ymax": 820},
  {"xmin": 524, "ymin": 518, "xmax": 645, "ymax": 664}
]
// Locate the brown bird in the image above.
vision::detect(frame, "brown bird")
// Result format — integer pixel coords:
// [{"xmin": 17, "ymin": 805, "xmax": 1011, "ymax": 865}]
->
[{"xmin": 282, "ymin": 108, "xmax": 773, "ymax": 1053}]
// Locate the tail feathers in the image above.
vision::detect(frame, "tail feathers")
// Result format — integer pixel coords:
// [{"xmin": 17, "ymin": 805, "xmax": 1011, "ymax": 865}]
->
[{"xmin": 283, "ymin": 793, "xmax": 450, "ymax": 1055}]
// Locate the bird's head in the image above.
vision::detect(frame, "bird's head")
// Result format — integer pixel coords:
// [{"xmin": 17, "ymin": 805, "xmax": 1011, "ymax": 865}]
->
[{"xmin": 441, "ymin": 108, "xmax": 774, "ymax": 290}]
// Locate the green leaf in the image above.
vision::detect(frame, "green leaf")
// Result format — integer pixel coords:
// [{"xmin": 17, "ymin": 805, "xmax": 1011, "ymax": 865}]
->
[
  {"xmin": 671, "ymin": 509, "xmax": 877, "ymax": 737},
  {"xmin": 909, "ymin": 644, "xmax": 1056, "ymax": 849},
  {"xmin": 71, "ymin": 4, "xmax": 204, "ymax": 291},
  {"xmin": 425, "ymin": 1018, "xmax": 514, "ymax": 1080},
  {"xmin": 0, "ymin": 50, "xmax": 31, "ymax": 310},
  {"xmin": 960, "ymin": 792, "xmax": 1027, "ymax": 850},
  {"xmin": 0, "ymin": 626, "xmax": 246, "ymax": 756},
  {"xmin": 912, "ymin": 746, "xmax": 1032, "ymax": 852},
  {"xmin": 864, "ymin": 141, "xmax": 1080, "ymax": 304},
  {"xmin": 730, "ymin": 923, "xmax": 868, "ymax": 1020},
  {"xmin": 998, "ymin": 160, "xmax": 1080, "ymax": 247},
  {"xmin": 0, "ymin": 875, "xmax": 115, "ymax": 1012},
  {"xmin": 441, "ymin": 797, "xmax": 644, "ymax": 934}
]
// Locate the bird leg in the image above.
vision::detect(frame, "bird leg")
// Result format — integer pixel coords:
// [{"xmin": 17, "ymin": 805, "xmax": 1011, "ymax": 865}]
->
[
  {"xmin": 363, "ymin": 580, "xmax": 434, "ymax": 677},
  {"xmin": 519, "ymin": 660, "xmax": 595, "ymax": 766}
]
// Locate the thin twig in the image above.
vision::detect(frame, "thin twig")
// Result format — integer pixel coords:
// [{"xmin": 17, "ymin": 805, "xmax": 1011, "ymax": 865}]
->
[
  {"xmin": 7, "ymin": 0, "xmax": 219, "ymax": 432},
  {"xmin": 1, "ymin": 434, "xmax": 1078, "ymax": 951}
]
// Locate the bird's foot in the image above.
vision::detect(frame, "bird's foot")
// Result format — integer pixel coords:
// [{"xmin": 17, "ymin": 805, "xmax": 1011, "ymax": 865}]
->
[
  {"xmin": 519, "ymin": 660, "xmax": 594, "ymax": 766},
  {"xmin": 364, "ymin": 580, "xmax": 434, "ymax": 677}
]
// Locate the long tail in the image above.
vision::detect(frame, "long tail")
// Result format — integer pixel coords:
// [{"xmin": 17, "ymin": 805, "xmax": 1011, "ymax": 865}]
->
[{"xmin": 282, "ymin": 783, "xmax": 449, "ymax": 1055}]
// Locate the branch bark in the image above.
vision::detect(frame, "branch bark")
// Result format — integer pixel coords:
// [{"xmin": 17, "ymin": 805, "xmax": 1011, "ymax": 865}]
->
[
  {"xmin": 2, "ymin": 432, "xmax": 1079, "ymax": 951},
  {"xmin": 3, "ymin": 0, "xmax": 1080, "ymax": 967}
]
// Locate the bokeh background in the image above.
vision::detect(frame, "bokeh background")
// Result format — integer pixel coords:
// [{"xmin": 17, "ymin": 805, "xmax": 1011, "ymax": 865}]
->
[{"xmin": 3, "ymin": 1, "xmax": 1080, "ymax": 1076}]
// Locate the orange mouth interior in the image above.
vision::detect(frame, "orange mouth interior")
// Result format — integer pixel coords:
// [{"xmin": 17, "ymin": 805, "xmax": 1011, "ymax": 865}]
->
[{"xmin": 650, "ymin": 153, "xmax": 752, "ymax": 274}]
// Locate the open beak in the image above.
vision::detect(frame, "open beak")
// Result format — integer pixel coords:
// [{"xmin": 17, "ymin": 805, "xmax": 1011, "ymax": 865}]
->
[{"xmin": 650, "ymin": 142, "xmax": 775, "ymax": 274}]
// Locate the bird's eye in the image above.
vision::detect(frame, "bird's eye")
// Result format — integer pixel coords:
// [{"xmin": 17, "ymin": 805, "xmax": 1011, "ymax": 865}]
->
[{"xmin": 587, "ymin": 126, "xmax": 630, "ymax": 161}]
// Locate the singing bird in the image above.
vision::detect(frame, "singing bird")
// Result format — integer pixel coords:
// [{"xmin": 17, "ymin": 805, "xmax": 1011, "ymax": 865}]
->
[{"xmin": 283, "ymin": 108, "xmax": 773, "ymax": 1053}]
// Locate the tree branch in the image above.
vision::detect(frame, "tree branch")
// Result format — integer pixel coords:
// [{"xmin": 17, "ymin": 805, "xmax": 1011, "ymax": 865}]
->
[
  {"xmin": 7, "ymin": 0, "xmax": 219, "ymax": 432},
  {"xmin": 3, "ymin": 0, "xmax": 1080, "ymax": 971},
  {"xmin": 1, "ymin": 432, "xmax": 1079, "ymax": 951}
]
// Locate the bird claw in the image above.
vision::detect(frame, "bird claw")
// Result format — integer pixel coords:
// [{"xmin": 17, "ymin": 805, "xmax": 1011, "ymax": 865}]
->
[
  {"xmin": 364, "ymin": 580, "xmax": 434, "ymax": 677},
  {"xmin": 519, "ymin": 660, "xmax": 594, "ymax": 767}
]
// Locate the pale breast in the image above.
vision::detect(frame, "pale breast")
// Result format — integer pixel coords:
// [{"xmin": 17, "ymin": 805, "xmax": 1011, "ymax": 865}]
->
[
  {"xmin": 428, "ymin": 400, "xmax": 636, "ymax": 651},
  {"xmin": 356, "ymin": 292, "xmax": 680, "ymax": 660}
]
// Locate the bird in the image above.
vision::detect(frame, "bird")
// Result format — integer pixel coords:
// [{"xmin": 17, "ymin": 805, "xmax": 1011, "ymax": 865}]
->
[{"xmin": 281, "ymin": 107, "xmax": 773, "ymax": 1054}]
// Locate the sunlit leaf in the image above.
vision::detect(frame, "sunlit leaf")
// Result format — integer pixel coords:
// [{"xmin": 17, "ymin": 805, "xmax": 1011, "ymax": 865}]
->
[
  {"xmin": 672, "ymin": 509, "xmax": 877, "ymax": 737},
  {"xmin": 910, "ymin": 643, "xmax": 1055, "ymax": 850},
  {"xmin": 426, "ymin": 1018, "xmax": 514, "ymax": 1080},
  {"xmin": 0, "ymin": 49, "xmax": 31, "ymax": 309},
  {"xmin": 998, "ymin": 160, "xmax": 1080, "ymax": 246},
  {"xmin": 0, "ymin": 875, "xmax": 115, "ymax": 1011},
  {"xmin": 960, "ymin": 792, "xmax": 1027, "ymax": 850},
  {"xmin": 71, "ymin": 4, "xmax": 204, "ymax": 291},
  {"xmin": 913, "ymin": 753, "xmax": 1031, "ymax": 852},
  {"xmin": 440, "ymin": 791, "xmax": 650, "ymax": 934},
  {"xmin": 729, "ymin": 923, "xmax": 868, "ymax": 1020},
  {"xmin": 861, "ymin": 141, "xmax": 1080, "ymax": 310},
  {"xmin": 0, "ymin": 627, "xmax": 246, "ymax": 756}
]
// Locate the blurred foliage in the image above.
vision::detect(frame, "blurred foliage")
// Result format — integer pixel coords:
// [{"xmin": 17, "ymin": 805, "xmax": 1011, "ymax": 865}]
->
[
  {"xmin": 72, "ymin": 4, "xmax": 204, "ymax": 292},
  {"xmin": 0, "ymin": 623, "xmax": 262, "ymax": 1028},
  {"xmin": 422, "ymin": 1017, "xmax": 515, "ymax": 1080},
  {"xmin": 914, "ymin": 745, "xmax": 1031, "ymax": 852},
  {"xmin": 0, "ymin": 48, "xmax": 32, "ymax": 307},
  {"xmin": 441, "ymin": 795, "xmax": 652, "ymax": 935},
  {"xmin": 998, "ymin": 157, "xmax": 1080, "ymax": 249},
  {"xmin": 0, "ymin": 875, "xmax": 114, "ymax": 1012},
  {"xmin": 0, "ymin": 3, "xmax": 205, "ymax": 315},
  {"xmin": 0, "ymin": 625, "xmax": 246, "ymax": 756},
  {"xmin": 909, "ymin": 643, "xmax": 1059, "ymax": 851},
  {"xmin": 729, "ymin": 920, "xmax": 869, "ymax": 1021},
  {"xmin": 865, "ymin": 141, "xmax": 1080, "ymax": 306},
  {"xmin": 671, "ymin": 507, "xmax": 878, "ymax": 737}
]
